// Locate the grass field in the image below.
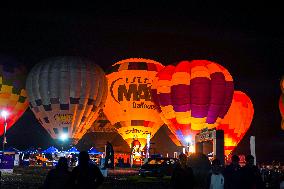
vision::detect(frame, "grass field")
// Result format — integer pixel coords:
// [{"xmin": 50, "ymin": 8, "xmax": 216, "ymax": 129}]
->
[{"xmin": 0, "ymin": 166, "xmax": 172, "ymax": 189}]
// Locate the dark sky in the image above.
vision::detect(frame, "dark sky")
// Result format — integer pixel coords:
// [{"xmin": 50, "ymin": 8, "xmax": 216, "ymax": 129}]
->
[{"xmin": 0, "ymin": 4, "xmax": 283, "ymax": 162}]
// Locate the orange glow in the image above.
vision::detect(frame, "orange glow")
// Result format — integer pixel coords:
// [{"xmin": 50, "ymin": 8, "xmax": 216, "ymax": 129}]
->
[
  {"xmin": 103, "ymin": 58, "xmax": 165, "ymax": 149},
  {"xmin": 218, "ymin": 91, "xmax": 254, "ymax": 155}
]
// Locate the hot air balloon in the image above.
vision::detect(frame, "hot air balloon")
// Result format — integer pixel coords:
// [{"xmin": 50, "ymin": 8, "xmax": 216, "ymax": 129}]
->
[
  {"xmin": 88, "ymin": 109, "xmax": 116, "ymax": 133},
  {"xmin": 26, "ymin": 57, "xmax": 107, "ymax": 144},
  {"xmin": 103, "ymin": 58, "xmax": 165, "ymax": 150},
  {"xmin": 280, "ymin": 76, "xmax": 284, "ymax": 130},
  {"xmin": 152, "ymin": 60, "xmax": 234, "ymax": 145},
  {"xmin": 217, "ymin": 91, "xmax": 254, "ymax": 155},
  {"xmin": 0, "ymin": 56, "xmax": 29, "ymax": 136}
]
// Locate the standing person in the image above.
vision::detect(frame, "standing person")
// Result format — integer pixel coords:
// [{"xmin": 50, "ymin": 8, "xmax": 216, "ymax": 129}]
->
[
  {"xmin": 105, "ymin": 141, "xmax": 114, "ymax": 168},
  {"xmin": 70, "ymin": 151, "xmax": 104, "ymax": 189},
  {"xmin": 170, "ymin": 153, "xmax": 195, "ymax": 189},
  {"xmin": 206, "ymin": 159, "xmax": 225, "ymax": 189},
  {"xmin": 241, "ymin": 155, "xmax": 265, "ymax": 189},
  {"xmin": 224, "ymin": 155, "xmax": 242, "ymax": 189},
  {"xmin": 43, "ymin": 157, "xmax": 70, "ymax": 189}
]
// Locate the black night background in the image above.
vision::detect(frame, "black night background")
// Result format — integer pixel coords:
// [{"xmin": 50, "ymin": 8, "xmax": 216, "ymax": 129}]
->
[{"xmin": 0, "ymin": 3, "xmax": 283, "ymax": 163}]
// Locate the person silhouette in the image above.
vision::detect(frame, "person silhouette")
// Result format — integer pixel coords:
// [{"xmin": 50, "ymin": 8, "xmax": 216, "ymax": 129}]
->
[
  {"xmin": 70, "ymin": 151, "xmax": 104, "ymax": 189},
  {"xmin": 43, "ymin": 157, "xmax": 70, "ymax": 189},
  {"xmin": 105, "ymin": 141, "xmax": 114, "ymax": 168},
  {"xmin": 170, "ymin": 153, "xmax": 195, "ymax": 189},
  {"xmin": 224, "ymin": 155, "xmax": 242, "ymax": 189},
  {"xmin": 241, "ymin": 155, "xmax": 265, "ymax": 189}
]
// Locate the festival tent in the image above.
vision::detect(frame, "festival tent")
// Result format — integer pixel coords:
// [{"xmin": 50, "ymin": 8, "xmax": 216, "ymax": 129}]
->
[
  {"xmin": 67, "ymin": 147, "xmax": 80, "ymax": 154},
  {"xmin": 5, "ymin": 147, "xmax": 20, "ymax": 153},
  {"xmin": 42, "ymin": 146, "xmax": 59, "ymax": 154},
  {"xmin": 88, "ymin": 147, "xmax": 103, "ymax": 155},
  {"xmin": 22, "ymin": 147, "xmax": 38, "ymax": 154}
]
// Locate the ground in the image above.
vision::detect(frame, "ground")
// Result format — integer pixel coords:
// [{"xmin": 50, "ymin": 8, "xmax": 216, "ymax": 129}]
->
[{"xmin": 0, "ymin": 166, "xmax": 172, "ymax": 189}]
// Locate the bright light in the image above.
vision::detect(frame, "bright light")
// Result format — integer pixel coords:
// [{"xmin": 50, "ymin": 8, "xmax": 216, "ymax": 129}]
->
[
  {"xmin": 1, "ymin": 110, "xmax": 9, "ymax": 119},
  {"xmin": 60, "ymin": 133, "xmax": 68, "ymax": 141},
  {"xmin": 185, "ymin": 136, "xmax": 192, "ymax": 144},
  {"xmin": 189, "ymin": 145, "xmax": 195, "ymax": 153}
]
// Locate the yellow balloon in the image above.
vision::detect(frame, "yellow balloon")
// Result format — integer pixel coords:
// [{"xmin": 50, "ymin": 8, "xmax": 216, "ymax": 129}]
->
[{"xmin": 103, "ymin": 58, "xmax": 165, "ymax": 149}]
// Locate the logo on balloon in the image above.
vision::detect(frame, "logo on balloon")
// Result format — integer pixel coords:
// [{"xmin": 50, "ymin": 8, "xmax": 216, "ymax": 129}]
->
[
  {"xmin": 124, "ymin": 128, "xmax": 152, "ymax": 135},
  {"xmin": 110, "ymin": 77, "xmax": 157, "ymax": 110},
  {"xmin": 54, "ymin": 114, "xmax": 73, "ymax": 124}
]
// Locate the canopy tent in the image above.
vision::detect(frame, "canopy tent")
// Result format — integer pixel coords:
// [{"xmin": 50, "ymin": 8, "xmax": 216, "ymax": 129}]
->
[
  {"xmin": 67, "ymin": 147, "xmax": 80, "ymax": 154},
  {"xmin": 22, "ymin": 147, "xmax": 38, "ymax": 154},
  {"xmin": 42, "ymin": 146, "xmax": 59, "ymax": 154},
  {"xmin": 1, "ymin": 147, "xmax": 21, "ymax": 153},
  {"xmin": 88, "ymin": 147, "xmax": 103, "ymax": 155}
]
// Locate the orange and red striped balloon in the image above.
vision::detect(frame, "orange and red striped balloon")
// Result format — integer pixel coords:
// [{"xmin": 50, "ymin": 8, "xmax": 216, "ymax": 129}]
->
[
  {"xmin": 152, "ymin": 60, "xmax": 234, "ymax": 145},
  {"xmin": 217, "ymin": 91, "xmax": 254, "ymax": 155}
]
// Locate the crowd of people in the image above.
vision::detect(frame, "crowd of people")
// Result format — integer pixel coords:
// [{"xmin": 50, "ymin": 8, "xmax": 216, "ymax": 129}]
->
[
  {"xmin": 42, "ymin": 151, "xmax": 104, "ymax": 189},
  {"xmin": 40, "ymin": 150, "xmax": 284, "ymax": 189},
  {"xmin": 170, "ymin": 153, "xmax": 284, "ymax": 189}
]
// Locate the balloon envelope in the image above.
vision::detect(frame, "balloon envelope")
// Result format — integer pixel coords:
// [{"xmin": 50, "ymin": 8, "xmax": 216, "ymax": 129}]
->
[
  {"xmin": 26, "ymin": 57, "xmax": 107, "ymax": 144},
  {"xmin": 217, "ymin": 91, "xmax": 254, "ymax": 155},
  {"xmin": 0, "ymin": 56, "xmax": 29, "ymax": 136},
  {"xmin": 103, "ymin": 58, "xmax": 165, "ymax": 148},
  {"xmin": 88, "ymin": 109, "xmax": 116, "ymax": 133},
  {"xmin": 152, "ymin": 60, "xmax": 234, "ymax": 145},
  {"xmin": 280, "ymin": 76, "xmax": 284, "ymax": 130}
]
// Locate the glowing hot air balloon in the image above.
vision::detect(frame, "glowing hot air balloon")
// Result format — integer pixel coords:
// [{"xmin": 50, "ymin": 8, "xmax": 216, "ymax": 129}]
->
[
  {"xmin": 152, "ymin": 60, "xmax": 234, "ymax": 145},
  {"xmin": 26, "ymin": 57, "xmax": 107, "ymax": 144},
  {"xmin": 0, "ymin": 56, "xmax": 29, "ymax": 136},
  {"xmin": 217, "ymin": 91, "xmax": 254, "ymax": 155},
  {"xmin": 88, "ymin": 109, "xmax": 116, "ymax": 133},
  {"xmin": 280, "ymin": 76, "xmax": 284, "ymax": 130},
  {"xmin": 103, "ymin": 58, "xmax": 165, "ymax": 149}
]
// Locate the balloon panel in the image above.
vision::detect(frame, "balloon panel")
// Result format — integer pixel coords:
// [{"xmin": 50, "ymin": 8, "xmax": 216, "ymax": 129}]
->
[
  {"xmin": 88, "ymin": 109, "xmax": 116, "ymax": 133},
  {"xmin": 103, "ymin": 58, "xmax": 165, "ymax": 148},
  {"xmin": 0, "ymin": 57, "xmax": 29, "ymax": 136},
  {"xmin": 26, "ymin": 57, "xmax": 107, "ymax": 143}
]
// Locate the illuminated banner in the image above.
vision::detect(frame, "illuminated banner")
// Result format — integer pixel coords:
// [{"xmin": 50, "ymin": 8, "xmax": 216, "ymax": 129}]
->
[{"xmin": 195, "ymin": 129, "xmax": 216, "ymax": 143}]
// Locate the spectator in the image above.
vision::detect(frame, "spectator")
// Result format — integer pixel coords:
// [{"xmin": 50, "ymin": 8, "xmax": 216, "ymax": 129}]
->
[
  {"xmin": 43, "ymin": 157, "xmax": 70, "ymax": 189},
  {"xmin": 224, "ymin": 155, "xmax": 242, "ymax": 189},
  {"xmin": 105, "ymin": 141, "xmax": 114, "ymax": 168},
  {"xmin": 241, "ymin": 155, "xmax": 265, "ymax": 189},
  {"xmin": 206, "ymin": 159, "xmax": 225, "ymax": 189},
  {"xmin": 170, "ymin": 153, "xmax": 195, "ymax": 189},
  {"xmin": 70, "ymin": 151, "xmax": 104, "ymax": 189}
]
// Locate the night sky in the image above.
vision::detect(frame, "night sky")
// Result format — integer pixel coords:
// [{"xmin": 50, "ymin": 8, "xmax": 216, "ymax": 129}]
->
[{"xmin": 0, "ymin": 4, "xmax": 283, "ymax": 162}]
